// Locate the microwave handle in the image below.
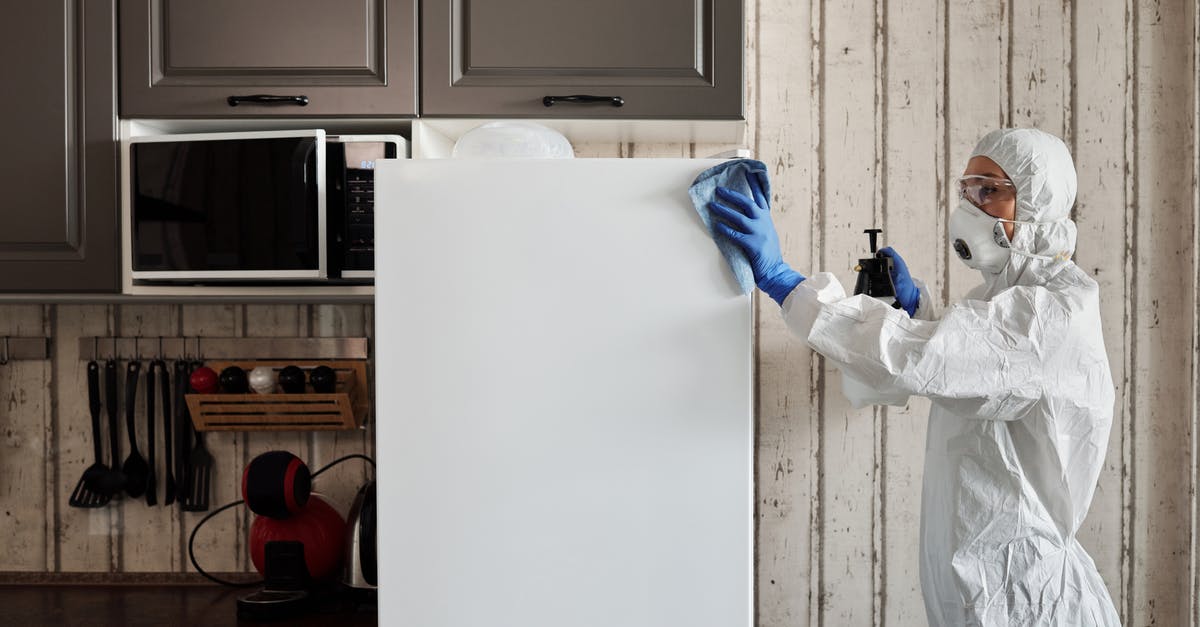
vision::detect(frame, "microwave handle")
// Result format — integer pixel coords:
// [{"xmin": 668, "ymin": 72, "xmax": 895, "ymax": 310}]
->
[{"xmin": 227, "ymin": 94, "xmax": 309, "ymax": 107}]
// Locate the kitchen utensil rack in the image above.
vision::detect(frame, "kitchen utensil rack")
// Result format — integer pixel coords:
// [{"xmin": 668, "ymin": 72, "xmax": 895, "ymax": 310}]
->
[
  {"xmin": 185, "ymin": 360, "xmax": 369, "ymax": 432},
  {"xmin": 78, "ymin": 336, "xmax": 369, "ymax": 361}
]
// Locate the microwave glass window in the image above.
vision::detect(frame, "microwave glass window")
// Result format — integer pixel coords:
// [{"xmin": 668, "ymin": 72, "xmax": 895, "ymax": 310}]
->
[{"xmin": 131, "ymin": 137, "xmax": 320, "ymax": 272}]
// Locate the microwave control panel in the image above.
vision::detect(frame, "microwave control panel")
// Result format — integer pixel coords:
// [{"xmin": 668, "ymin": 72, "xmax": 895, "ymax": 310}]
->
[
  {"xmin": 344, "ymin": 167, "xmax": 375, "ymax": 272},
  {"xmin": 328, "ymin": 137, "xmax": 402, "ymax": 280}
]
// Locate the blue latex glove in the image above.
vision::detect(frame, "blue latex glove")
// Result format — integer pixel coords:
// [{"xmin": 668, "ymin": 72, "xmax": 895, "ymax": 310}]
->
[
  {"xmin": 708, "ymin": 172, "xmax": 805, "ymax": 306},
  {"xmin": 878, "ymin": 247, "xmax": 920, "ymax": 317}
]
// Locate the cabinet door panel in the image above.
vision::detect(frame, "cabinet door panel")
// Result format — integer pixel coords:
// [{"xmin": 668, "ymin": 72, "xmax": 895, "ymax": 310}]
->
[
  {"xmin": 422, "ymin": 0, "xmax": 742, "ymax": 118},
  {"xmin": 0, "ymin": 0, "xmax": 118, "ymax": 291},
  {"xmin": 165, "ymin": 1, "xmax": 374, "ymax": 71},
  {"xmin": 466, "ymin": 0, "xmax": 698, "ymax": 71},
  {"xmin": 121, "ymin": 0, "xmax": 417, "ymax": 116}
]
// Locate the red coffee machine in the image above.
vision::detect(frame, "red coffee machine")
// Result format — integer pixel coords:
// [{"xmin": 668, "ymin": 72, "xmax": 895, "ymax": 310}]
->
[{"xmin": 237, "ymin": 451, "xmax": 347, "ymax": 620}]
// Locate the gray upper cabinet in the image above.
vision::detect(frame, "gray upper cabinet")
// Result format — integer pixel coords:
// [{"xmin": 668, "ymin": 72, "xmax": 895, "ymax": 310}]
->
[
  {"xmin": 120, "ymin": 0, "xmax": 418, "ymax": 117},
  {"xmin": 0, "ymin": 0, "xmax": 119, "ymax": 292},
  {"xmin": 422, "ymin": 0, "xmax": 743, "ymax": 118}
]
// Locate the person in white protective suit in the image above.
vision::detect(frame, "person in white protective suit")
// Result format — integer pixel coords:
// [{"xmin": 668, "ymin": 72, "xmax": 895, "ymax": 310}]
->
[{"xmin": 707, "ymin": 128, "xmax": 1119, "ymax": 626}]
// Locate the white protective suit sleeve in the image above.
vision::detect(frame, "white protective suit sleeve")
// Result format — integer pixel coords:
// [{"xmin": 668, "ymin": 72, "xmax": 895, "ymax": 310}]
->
[
  {"xmin": 782, "ymin": 272, "xmax": 1052, "ymax": 421},
  {"xmin": 836, "ymin": 278, "xmax": 937, "ymax": 408}
]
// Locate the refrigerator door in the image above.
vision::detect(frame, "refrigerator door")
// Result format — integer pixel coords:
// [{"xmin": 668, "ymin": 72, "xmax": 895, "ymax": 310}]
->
[{"xmin": 374, "ymin": 158, "xmax": 752, "ymax": 627}]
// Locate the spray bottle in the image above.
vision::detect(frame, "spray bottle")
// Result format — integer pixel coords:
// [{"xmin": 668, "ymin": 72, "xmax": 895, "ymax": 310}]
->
[
  {"xmin": 851, "ymin": 228, "xmax": 902, "ymax": 309},
  {"xmin": 841, "ymin": 228, "xmax": 909, "ymax": 407}
]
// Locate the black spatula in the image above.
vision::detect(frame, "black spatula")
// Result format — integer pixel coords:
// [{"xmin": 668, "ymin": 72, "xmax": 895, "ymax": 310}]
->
[
  {"xmin": 121, "ymin": 361, "xmax": 148, "ymax": 498},
  {"xmin": 68, "ymin": 362, "xmax": 112, "ymax": 508},
  {"xmin": 99, "ymin": 360, "xmax": 126, "ymax": 496}
]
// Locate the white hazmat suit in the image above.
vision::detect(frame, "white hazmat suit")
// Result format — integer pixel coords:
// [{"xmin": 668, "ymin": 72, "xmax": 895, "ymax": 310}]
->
[{"xmin": 780, "ymin": 129, "xmax": 1119, "ymax": 625}]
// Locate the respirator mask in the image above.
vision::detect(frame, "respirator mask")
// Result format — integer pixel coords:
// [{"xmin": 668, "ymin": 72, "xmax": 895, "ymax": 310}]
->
[
  {"xmin": 949, "ymin": 176, "xmax": 1069, "ymax": 273},
  {"xmin": 948, "ymin": 200, "xmax": 1016, "ymax": 273}
]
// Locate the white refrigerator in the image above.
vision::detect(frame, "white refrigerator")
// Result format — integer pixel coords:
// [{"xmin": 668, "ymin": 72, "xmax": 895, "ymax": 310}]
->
[{"xmin": 374, "ymin": 158, "xmax": 753, "ymax": 627}]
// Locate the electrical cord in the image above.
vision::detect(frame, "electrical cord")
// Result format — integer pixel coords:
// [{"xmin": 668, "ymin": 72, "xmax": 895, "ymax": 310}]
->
[
  {"xmin": 188, "ymin": 453, "xmax": 376, "ymax": 587},
  {"xmin": 189, "ymin": 499, "xmax": 255, "ymax": 587},
  {"xmin": 311, "ymin": 453, "xmax": 375, "ymax": 479}
]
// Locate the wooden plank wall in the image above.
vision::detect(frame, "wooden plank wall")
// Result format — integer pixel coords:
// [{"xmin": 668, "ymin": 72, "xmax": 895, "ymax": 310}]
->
[
  {"xmin": 0, "ymin": 304, "xmax": 374, "ymax": 576},
  {"xmin": 581, "ymin": 0, "xmax": 1195, "ymax": 624},
  {"xmin": 735, "ymin": 0, "xmax": 1198, "ymax": 624},
  {"xmin": 1, "ymin": 2, "xmax": 1199, "ymax": 626}
]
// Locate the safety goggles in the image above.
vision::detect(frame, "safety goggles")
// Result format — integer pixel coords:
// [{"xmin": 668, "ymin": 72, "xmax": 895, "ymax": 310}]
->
[{"xmin": 957, "ymin": 175, "xmax": 1016, "ymax": 210}]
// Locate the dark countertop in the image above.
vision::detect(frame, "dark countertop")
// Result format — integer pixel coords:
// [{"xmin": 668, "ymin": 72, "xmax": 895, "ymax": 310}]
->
[{"xmin": 0, "ymin": 584, "xmax": 377, "ymax": 627}]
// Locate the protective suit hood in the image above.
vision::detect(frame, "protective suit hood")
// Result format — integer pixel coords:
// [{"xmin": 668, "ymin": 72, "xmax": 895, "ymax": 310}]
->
[{"xmin": 968, "ymin": 128, "xmax": 1079, "ymax": 296}]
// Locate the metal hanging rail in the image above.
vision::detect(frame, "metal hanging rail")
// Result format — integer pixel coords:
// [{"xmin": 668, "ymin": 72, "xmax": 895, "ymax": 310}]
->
[
  {"xmin": 0, "ymin": 336, "xmax": 52, "ymax": 363},
  {"xmin": 77, "ymin": 337, "xmax": 369, "ymax": 361}
]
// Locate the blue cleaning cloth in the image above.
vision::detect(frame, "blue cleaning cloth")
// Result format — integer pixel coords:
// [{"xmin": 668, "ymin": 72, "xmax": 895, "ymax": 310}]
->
[{"xmin": 688, "ymin": 159, "xmax": 770, "ymax": 294}]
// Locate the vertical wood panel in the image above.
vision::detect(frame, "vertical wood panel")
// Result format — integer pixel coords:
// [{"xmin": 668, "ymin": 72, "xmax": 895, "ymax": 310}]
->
[
  {"xmin": 114, "ymin": 305, "xmax": 180, "ymax": 572},
  {"xmin": 179, "ymin": 305, "xmax": 244, "ymax": 573},
  {"xmin": 1072, "ymin": 0, "xmax": 1131, "ymax": 613},
  {"xmin": 1010, "ymin": 0, "xmax": 1070, "ymax": 136},
  {"xmin": 241, "ymin": 305, "xmax": 308, "ymax": 480},
  {"xmin": 0, "ymin": 306, "xmax": 51, "ymax": 571},
  {"xmin": 1121, "ymin": 0, "xmax": 1138, "ymax": 617},
  {"xmin": 308, "ymin": 305, "xmax": 370, "ymax": 512},
  {"xmin": 945, "ymin": 0, "xmax": 1006, "ymax": 300},
  {"xmin": 1132, "ymin": 0, "xmax": 1196, "ymax": 624},
  {"xmin": 53, "ymin": 305, "xmax": 115, "ymax": 572},
  {"xmin": 754, "ymin": 0, "xmax": 818, "ymax": 622},
  {"xmin": 807, "ymin": 3, "xmax": 822, "ymax": 626},
  {"xmin": 1194, "ymin": 1, "xmax": 1200, "ymax": 621},
  {"xmin": 880, "ymin": 0, "xmax": 941, "ymax": 622},
  {"xmin": 819, "ymin": 0, "xmax": 878, "ymax": 622},
  {"xmin": 241, "ymin": 306, "xmax": 308, "ymax": 569},
  {"xmin": 871, "ymin": 3, "xmax": 887, "ymax": 621}
]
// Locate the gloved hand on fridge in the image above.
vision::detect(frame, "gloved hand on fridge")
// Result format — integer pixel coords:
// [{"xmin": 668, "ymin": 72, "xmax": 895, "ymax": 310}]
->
[
  {"xmin": 709, "ymin": 172, "xmax": 805, "ymax": 306},
  {"xmin": 878, "ymin": 246, "xmax": 920, "ymax": 317}
]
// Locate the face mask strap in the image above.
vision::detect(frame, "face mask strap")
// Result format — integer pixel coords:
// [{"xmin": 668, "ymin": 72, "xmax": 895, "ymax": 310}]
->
[
  {"xmin": 999, "ymin": 214, "xmax": 1072, "ymax": 260},
  {"xmin": 1009, "ymin": 248, "xmax": 1073, "ymax": 262},
  {"xmin": 961, "ymin": 203, "xmax": 1072, "ymax": 262},
  {"xmin": 997, "ymin": 215, "xmax": 1070, "ymax": 227}
]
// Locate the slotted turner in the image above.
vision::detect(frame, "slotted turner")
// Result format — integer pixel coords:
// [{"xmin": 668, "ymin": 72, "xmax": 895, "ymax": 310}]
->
[
  {"xmin": 68, "ymin": 361, "xmax": 111, "ymax": 508},
  {"xmin": 181, "ymin": 430, "xmax": 212, "ymax": 512},
  {"xmin": 120, "ymin": 361, "xmax": 148, "ymax": 498}
]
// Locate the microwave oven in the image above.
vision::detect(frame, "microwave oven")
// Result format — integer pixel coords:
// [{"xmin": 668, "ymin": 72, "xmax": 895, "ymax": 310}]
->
[{"xmin": 127, "ymin": 129, "xmax": 406, "ymax": 284}]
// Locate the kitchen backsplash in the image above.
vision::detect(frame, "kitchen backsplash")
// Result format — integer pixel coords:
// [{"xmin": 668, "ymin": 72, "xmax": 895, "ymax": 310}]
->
[{"xmin": 0, "ymin": 303, "xmax": 373, "ymax": 574}]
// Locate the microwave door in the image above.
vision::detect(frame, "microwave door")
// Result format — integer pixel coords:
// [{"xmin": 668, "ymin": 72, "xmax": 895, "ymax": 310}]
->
[
  {"xmin": 130, "ymin": 131, "xmax": 326, "ymax": 283},
  {"xmin": 291, "ymin": 137, "xmax": 327, "ymax": 279}
]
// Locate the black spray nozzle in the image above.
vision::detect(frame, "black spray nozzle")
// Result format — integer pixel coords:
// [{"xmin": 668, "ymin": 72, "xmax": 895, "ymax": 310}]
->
[{"xmin": 864, "ymin": 228, "xmax": 883, "ymax": 253}]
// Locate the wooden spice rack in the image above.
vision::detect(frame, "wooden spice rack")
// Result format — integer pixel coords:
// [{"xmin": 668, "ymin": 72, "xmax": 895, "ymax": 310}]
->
[{"xmin": 185, "ymin": 360, "xmax": 370, "ymax": 432}]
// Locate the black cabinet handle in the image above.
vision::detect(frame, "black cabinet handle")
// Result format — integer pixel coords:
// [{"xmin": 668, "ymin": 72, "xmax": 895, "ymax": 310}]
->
[
  {"xmin": 227, "ymin": 94, "xmax": 309, "ymax": 107},
  {"xmin": 543, "ymin": 95, "xmax": 624, "ymax": 108}
]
